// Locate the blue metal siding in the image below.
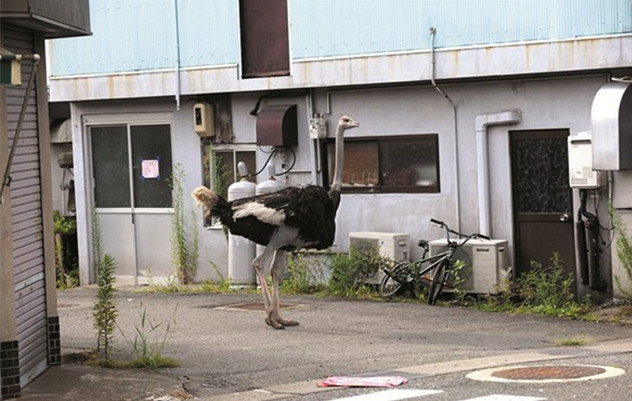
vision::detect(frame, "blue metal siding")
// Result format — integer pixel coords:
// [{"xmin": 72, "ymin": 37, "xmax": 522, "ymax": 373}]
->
[
  {"xmin": 177, "ymin": 0, "xmax": 240, "ymax": 68},
  {"xmin": 49, "ymin": 0, "xmax": 240, "ymax": 76},
  {"xmin": 291, "ymin": 0, "xmax": 632, "ymax": 58},
  {"xmin": 49, "ymin": 0, "xmax": 631, "ymax": 77}
]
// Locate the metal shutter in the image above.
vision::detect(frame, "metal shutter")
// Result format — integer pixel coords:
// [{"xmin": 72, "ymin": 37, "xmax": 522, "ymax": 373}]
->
[{"xmin": 2, "ymin": 25, "xmax": 49, "ymax": 388}]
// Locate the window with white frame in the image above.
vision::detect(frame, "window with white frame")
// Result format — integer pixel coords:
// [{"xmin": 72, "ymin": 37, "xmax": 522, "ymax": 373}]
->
[{"xmin": 205, "ymin": 145, "xmax": 257, "ymax": 225}]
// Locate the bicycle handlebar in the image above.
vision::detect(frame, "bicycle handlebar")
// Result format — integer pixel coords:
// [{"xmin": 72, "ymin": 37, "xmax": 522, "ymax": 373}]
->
[{"xmin": 429, "ymin": 218, "xmax": 491, "ymax": 243}]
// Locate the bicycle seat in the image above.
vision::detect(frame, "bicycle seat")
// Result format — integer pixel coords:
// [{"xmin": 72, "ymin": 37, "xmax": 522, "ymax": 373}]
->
[{"xmin": 417, "ymin": 239, "xmax": 429, "ymax": 248}]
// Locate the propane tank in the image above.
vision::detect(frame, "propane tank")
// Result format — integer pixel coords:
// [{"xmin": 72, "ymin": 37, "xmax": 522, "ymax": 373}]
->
[
  {"xmin": 255, "ymin": 163, "xmax": 288, "ymax": 257},
  {"xmin": 227, "ymin": 162, "xmax": 256, "ymax": 287}
]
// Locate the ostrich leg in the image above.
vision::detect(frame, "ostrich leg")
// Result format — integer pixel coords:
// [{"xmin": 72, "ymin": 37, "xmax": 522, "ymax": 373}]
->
[
  {"xmin": 251, "ymin": 250, "xmax": 278, "ymax": 328},
  {"xmin": 270, "ymin": 250, "xmax": 298, "ymax": 327}
]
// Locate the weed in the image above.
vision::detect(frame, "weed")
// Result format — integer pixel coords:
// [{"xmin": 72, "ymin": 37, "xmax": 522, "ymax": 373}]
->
[
  {"xmin": 170, "ymin": 164, "xmax": 199, "ymax": 284},
  {"xmin": 53, "ymin": 211, "xmax": 78, "ymax": 289},
  {"xmin": 555, "ymin": 335, "xmax": 594, "ymax": 347},
  {"xmin": 477, "ymin": 252, "xmax": 591, "ymax": 319},
  {"xmin": 326, "ymin": 245, "xmax": 388, "ymax": 297},
  {"xmin": 283, "ymin": 252, "xmax": 328, "ymax": 294},
  {"xmin": 608, "ymin": 205, "xmax": 632, "ymax": 298},
  {"xmin": 118, "ymin": 302, "xmax": 179, "ymax": 369},
  {"xmin": 91, "ymin": 210, "xmax": 118, "ymax": 362}
]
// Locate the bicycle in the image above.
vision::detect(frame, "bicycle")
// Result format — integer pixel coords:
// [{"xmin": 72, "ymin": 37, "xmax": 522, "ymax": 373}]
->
[{"xmin": 379, "ymin": 218, "xmax": 489, "ymax": 304}]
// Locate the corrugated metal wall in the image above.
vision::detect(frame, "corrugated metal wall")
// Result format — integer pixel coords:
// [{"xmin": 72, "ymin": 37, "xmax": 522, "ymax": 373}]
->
[
  {"xmin": 48, "ymin": 0, "xmax": 632, "ymax": 77},
  {"xmin": 2, "ymin": 25, "xmax": 50, "ymax": 388}
]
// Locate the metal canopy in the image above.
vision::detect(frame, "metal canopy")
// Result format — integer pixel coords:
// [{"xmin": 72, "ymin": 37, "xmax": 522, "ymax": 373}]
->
[{"xmin": 256, "ymin": 104, "xmax": 298, "ymax": 147}]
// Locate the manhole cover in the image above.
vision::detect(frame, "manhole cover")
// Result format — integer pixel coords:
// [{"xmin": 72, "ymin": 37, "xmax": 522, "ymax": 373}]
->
[
  {"xmin": 493, "ymin": 365, "xmax": 605, "ymax": 380},
  {"xmin": 467, "ymin": 364, "xmax": 625, "ymax": 383},
  {"xmin": 214, "ymin": 302, "xmax": 303, "ymax": 311}
]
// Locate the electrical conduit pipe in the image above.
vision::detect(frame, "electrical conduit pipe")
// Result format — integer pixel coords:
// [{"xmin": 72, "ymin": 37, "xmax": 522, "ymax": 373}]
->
[{"xmin": 475, "ymin": 110, "xmax": 521, "ymax": 237}]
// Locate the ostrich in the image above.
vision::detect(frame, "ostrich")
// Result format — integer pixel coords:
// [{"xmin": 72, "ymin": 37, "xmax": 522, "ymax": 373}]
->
[{"xmin": 192, "ymin": 115, "xmax": 359, "ymax": 329}]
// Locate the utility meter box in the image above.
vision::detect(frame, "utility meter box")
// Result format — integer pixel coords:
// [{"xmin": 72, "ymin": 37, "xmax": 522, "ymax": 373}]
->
[
  {"xmin": 568, "ymin": 131, "xmax": 602, "ymax": 189},
  {"xmin": 193, "ymin": 102, "xmax": 214, "ymax": 137},
  {"xmin": 309, "ymin": 116, "xmax": 327, "ymax": 139}
]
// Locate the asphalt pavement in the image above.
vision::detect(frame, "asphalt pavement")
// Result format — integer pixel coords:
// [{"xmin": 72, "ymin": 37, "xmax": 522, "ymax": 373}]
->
[{"xmin": 19, "ymin": 287, "xmax": 632, "ymax": 401}]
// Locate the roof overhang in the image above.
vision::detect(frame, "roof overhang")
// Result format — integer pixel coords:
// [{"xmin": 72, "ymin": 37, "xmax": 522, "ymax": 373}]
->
[{"xmin": 0, "ymin": 0, "xmax": 91, "ymax": 38}]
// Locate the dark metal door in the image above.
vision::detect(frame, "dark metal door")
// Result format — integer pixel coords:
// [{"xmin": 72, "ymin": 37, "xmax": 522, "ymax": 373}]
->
[{"xmin": 510, "ymin": 130, "xmax": 576, "ymax": 288}]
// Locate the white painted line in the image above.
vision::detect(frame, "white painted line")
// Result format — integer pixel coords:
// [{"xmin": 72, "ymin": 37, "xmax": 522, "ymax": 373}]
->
[
  {"xmin": 459, "ymin": 396, "xmax": 546, "ymax": 401},
  {"xmin": 326, "ymin": 389, "xmax": 443, "ymax": 401}
]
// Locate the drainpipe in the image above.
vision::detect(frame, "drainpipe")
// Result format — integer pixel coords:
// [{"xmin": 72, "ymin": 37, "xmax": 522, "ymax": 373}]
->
[
  {"xmin": 429, "ymin": 27, "xmax": 460, "ymax": 231},
  {"xmin": 174, "ymin": 0, "xmax": 181, "ymax": 110},
  {"xmin": 475, "ymin": 110, "xmax": 521, "ymax": 237}
]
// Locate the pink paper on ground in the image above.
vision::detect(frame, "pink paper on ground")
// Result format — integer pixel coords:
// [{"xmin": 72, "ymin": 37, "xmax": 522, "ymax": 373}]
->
[{"xmin": 317, "ymin": 376, "xmax": 408, "ymax": 388}]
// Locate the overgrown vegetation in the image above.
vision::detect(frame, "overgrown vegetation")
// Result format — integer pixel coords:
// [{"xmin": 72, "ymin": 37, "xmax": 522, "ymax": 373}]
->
[
  {"xmin": 608, "ymin": 205, "xmax": 632, "ymax": 298},
  {"xmin": 283, "ymin": 252, "xmax": 329, "ymax": 294},
  {"xmin": 281, "ymin": 245, "xmax": 390, "ymax": 298},
  {"xmin": 53, "ymin": 210, "xmax": 79, "ymax": 289},
  {"xmin": 477, "ymin": 252, "xmax": 590, "ymax": 319},
  {"xmin": 170, "ymin": 164, "xmax": 199, "ymax": 284},
  {"xmin": 117, "ymin": 303, "xmax": 179, "ymax": 369}
]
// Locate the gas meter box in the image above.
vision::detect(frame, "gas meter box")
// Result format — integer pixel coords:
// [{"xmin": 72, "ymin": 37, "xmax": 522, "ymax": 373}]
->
[{"xmin": 568, "ymin": 131, "xmax": 602, "ymax": 189}]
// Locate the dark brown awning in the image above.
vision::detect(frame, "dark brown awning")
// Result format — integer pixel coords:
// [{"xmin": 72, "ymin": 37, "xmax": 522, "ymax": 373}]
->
[{"xmin": 256, "ymin": 104, "xmax": 297, "ymax": 147}]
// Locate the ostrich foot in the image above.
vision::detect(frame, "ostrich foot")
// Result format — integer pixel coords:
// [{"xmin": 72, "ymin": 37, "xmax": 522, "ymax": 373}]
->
[
  {"xmin": 265, "ymin": 316, "xmax": 284, "ymax": 330},
  {"xmin": 265, "ymin": 313, "xmax": 299, "ymax": 329},
  {"xmin": 278, "ymin": 318, "xmax": 299, "ymax": 327}
]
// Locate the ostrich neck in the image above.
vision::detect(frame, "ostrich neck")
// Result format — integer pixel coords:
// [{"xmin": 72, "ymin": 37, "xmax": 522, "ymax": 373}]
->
[{"xmin": 330, "ymin": 124, "xmax": 345, "ymax": 192}]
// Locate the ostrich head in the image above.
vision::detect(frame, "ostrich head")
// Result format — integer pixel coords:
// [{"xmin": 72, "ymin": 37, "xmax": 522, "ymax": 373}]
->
[{"xmin": 330, "ymin": 115, "xmax": 359, "ymax": 194}]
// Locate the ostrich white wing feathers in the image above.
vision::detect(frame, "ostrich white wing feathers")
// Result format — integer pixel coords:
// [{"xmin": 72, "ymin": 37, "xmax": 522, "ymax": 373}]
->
[{"xmin": 232, "ymin": 201, "xmax": 286, "ymax": 225}]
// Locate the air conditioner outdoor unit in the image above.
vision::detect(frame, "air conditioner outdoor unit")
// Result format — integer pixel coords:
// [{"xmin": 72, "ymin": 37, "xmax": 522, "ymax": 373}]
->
[
  {"xmin": 349, "ymin": 232, "xmax": 409, "ymax": 284},
  {"xmin": 428, "ymin": 238, "xmax": 512, "ymax": 295}
]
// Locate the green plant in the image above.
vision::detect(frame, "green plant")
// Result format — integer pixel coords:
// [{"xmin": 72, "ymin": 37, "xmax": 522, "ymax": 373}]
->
[
  {"xmin": 608, "ymin": 205, "xmax": 632, "ymax": 298},
  {"xmin": 283, "ymin": 252, "xmax": 328, "ymax": 294},
  {"xmin": 210, "ymin": 147, "xmax": 230, "ymax": 198},
  {"xmin": 93, "ymin": 253, "xmax": 118, "ymax": 363},
  {"xmin": 170, "ymin": 164, "xmax": 199, "ymax": 284},
  {"xmin": 53, "ymin": 210, "xmax": 77, "ymax": 233},
  {"xmin": 516, "ymin": 253, "xmax": 576, "ymax": 311},
  {"xmin": 118, "ymin": 302, "xmax": 179, "ymax": 369},
  {"xmin": 53, "ymin": 211, "xmax": 79, "ymax": 289},
  {"xmin": 327, "ymin": 245, "xmax": 389, "ymax": 297},
  {"xmin": 480, "ymin": 252, "xmax": 588, "ymax": 318},
  {"xmin": 91, "ymin": 210, "xmax": 119, "ymax": 363},
  {"xmin": 446, "ymin": 259, "xmax": 472, "ymax": 304},
  {"xmin": 555, "ymin": 335, "xmax": 594, "ymax": 347}
]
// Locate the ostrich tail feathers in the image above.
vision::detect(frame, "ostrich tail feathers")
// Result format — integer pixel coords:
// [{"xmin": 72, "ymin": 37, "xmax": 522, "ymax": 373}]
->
[{"xmin": 192, "ymin": 186, "xmax": 219, "ymax": 217}]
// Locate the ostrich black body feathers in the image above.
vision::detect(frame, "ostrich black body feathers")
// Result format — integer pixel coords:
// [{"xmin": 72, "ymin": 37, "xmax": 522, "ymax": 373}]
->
[{"xmin": 211, "ymin": 185, "xmax": 339, "ymax": 250}]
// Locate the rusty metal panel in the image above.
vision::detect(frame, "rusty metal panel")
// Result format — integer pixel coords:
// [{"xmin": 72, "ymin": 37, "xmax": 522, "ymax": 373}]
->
[{"xmin": 256, "ymin": 104, "xmax": 298, "ymax": 147}]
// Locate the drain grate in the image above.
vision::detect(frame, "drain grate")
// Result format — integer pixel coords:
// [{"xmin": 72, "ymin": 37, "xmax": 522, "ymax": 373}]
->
[{"xmin": 467, "ymin": 364, "xmax": 626, "ymax": 383}]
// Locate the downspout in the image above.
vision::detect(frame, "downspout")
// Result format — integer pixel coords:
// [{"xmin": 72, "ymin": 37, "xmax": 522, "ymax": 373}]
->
[
  {"xmin": 174, "ymin": 0, "xmax": 181, "ymax": 110},
  {"xmin": 429, "ymin": 27, "xmax": 460, "ymax": 231},
  {"xmin": 306, "ymin": 89, "xmax": 319, "ymax": 185},
  {"xmin": 475, "ymin": 110, "xmax": 521, "ymax": 237}
]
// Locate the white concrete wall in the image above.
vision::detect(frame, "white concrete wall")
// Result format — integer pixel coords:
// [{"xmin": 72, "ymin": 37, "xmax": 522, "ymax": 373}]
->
[{"xmin": 70, "ymin": 74, "xmax": 628, "ymax": 298}]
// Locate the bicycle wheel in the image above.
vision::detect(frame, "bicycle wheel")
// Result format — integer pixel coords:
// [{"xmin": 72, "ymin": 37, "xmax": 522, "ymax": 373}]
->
[
  {"xmin": 427, "ymin": 261, "xmax": 448, "ymax": 305},
  {"xmin": 379, "ymin": 261, "xmax": 412, "ymax": 298}
]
